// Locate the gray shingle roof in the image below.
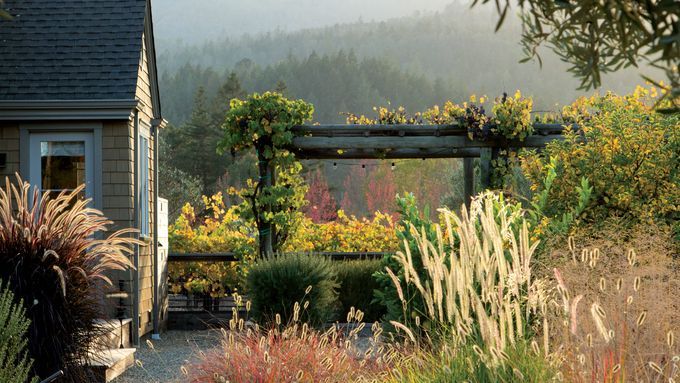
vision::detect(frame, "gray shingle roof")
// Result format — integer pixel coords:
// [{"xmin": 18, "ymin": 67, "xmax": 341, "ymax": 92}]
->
[{"xmin": 0, "ymin": 0, "xmax": 147, "ymax": 101}]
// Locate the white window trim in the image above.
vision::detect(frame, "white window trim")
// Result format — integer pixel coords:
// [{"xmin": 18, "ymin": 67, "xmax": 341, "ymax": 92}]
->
[
  {"xmin": 20, "ymin": 123, "xmax": 103, "ymax": 211},
  {"xmin": 138, "ymin": 122, "xmax": 151, "ymax": 238}
]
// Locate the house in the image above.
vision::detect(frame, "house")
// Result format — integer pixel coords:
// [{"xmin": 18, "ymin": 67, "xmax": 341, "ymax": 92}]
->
[{"xmin": 0, "ymin": 0, "xmax": 167, "ymax": 355}]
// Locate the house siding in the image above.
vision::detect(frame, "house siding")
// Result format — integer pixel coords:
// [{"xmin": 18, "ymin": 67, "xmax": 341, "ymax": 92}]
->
[
  {"xmin": 135, "ymin": 33, "xmax": 157, "ymax": 337},
  {"xmin": 0, "ymin": 124, "xmax": 20, "ymax": 180},
  {"xmin": 102, "ymin": 121, "xmax": 136, "ymax": 321}
]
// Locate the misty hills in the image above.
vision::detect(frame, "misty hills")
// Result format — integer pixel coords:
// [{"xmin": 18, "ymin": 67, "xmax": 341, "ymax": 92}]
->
[{"xmin": 156, "ymin": 2, "xmax": 647, "ymax": 125}]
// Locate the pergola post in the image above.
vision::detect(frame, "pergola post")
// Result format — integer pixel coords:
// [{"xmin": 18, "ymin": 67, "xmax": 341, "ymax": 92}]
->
[
  {"xmin": 257, "ymin": 149, "xmax": 275, "ymax": 257},
  {"xmin": 463, "ymin": 158, "xmax": 474, "ymax": 207},
  {"xmin": 479, "ymin": 147, "xmax": 492, "ymax": 191}
]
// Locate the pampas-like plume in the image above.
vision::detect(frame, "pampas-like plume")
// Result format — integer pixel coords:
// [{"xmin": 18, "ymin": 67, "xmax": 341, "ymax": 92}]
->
[
  {"xmin": 387, "ymin": 192, "xmax": 546, "ymax": 356},
  {"xmin": 0, "ymin": 175, "xmax": 138, "ymax": 380}
]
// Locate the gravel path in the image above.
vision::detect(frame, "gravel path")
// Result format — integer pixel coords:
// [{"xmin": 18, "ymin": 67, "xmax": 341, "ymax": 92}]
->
[{"xmin": 112, "ymin": 330, "xmax": 221, "ymax": 383}]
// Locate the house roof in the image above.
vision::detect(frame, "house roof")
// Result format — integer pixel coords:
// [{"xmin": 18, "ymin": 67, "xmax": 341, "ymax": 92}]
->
[{"xmin": 0, "ymin": 0, "xmax": 148, "ymax": 101}]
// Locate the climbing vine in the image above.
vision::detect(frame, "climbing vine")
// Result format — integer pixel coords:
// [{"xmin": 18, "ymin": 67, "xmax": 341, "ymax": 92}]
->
[
  {"xmin": 218, "ymin": 92, "xmax": 314, "ymax": 256},
  {"xmin": 346, "ymin": 92, "xmax": 536, "ymax": 187}
]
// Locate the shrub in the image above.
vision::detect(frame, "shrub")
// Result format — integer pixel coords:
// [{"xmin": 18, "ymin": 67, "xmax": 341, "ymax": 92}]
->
[
  {"xmin": 284, "ymin": 210, "xmax": 397, "ymax": 253},
  {"xmin": 246, "ymin": 253, "xmax": 338, "ymax": 325},
  {"xmin": 332, "ymin": 259, "xmax": 385, "ymax": 323},
  {"xmin": 0, "ymin": 280, "xmax": 37, "ymax": 383},
  {"xmin": 373, "ymin": 194, "xmax": 439, "ymax": 327},
  {"xmin": 169, "ymin": 193, "xmax": 256, "ymax": 255},
  {"xmin": 168, "ymin": 193, "xmax": 256, "ymax": 295},
  {"xmin": 186, "ymin": 302, "xmax": 393, "ymax": 383},
  {"xmin": 0, "ymin": 176, "xmax": 135, "ymax": 381},
  {"xmin": 168, "ymin": 193, "xmax": 397, "ymax": 296},
  {"xmin": 520, "ymin": 87, "xmax": 680, "ymax": 224}
]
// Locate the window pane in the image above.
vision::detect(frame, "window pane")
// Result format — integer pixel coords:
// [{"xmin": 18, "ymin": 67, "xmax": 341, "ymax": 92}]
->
[
  {"xmin": 140, "ymin": 136, "xmax": 150, "ymax": 236},
  {"xmin": 40, "ymin": 141, "xmax": 86, "ymax": 199}
]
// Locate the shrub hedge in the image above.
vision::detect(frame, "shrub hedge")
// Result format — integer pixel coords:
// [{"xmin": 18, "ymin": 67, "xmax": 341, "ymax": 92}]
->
[
  {"xmin": 332, "ymin": 259, "xmax": 385, "ymax": 323},
  {"xmin": 246, "ymin": 253, "xmax": 338, "ymax": 325}
]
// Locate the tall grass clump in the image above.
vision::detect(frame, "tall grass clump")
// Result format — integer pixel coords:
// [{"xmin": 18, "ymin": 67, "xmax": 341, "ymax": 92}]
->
[
  {"xmin": 387, "ymin": 192, "xmax": 556, "ymax": 380},
  {"xmin": 246, "ymin": 253, "xmax": 338, "ymax": 325},
  {"xmin": 0, "ymin": 280, "xmax": 37, "ymax": 383},
  {"xmin": 552, "ymin": 239, "xmax": 679, "ymax": 382},
  {"xmin": 0, "ymin": 176, "xmax": 136, "ymax": 381},
  {"xmin": 186, "ymin": 296, "xmax": 395, "ymax": 383},
  {"xmin": 373, "ymin": 194, "xmax": 439, "ymax": 326}
]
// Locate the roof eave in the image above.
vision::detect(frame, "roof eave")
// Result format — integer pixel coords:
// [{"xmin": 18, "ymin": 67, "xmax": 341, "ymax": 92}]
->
[
  {"xmin": 0, "ymin": 99, "xmax": 139, "ymax": 121},
  {"xmin": 144, "ymin": 0, "xmax": 162, "ymax": 120}
]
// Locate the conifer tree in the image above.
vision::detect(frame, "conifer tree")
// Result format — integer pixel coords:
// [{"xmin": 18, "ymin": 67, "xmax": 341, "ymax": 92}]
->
[{"xmin": 0, "ymin": 281, "xmax": 36, "ymax": 383}]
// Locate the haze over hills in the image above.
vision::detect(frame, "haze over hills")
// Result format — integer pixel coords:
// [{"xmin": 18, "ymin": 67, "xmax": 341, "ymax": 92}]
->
[
  {"xmin": 152, "ymin": 0, "xmax": 454, "ymax": 45},
  {"xmin": 152, "ymin": 0, "xmax": 657, "ymax": 217},
  {"xmin": 154, "ymin": 1, "xmax": 648, "ymax": 125}
]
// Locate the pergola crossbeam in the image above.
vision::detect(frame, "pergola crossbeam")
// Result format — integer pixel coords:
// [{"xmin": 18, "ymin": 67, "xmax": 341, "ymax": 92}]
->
[{"xmin": 290, "ymin": 123, "xmax": 575, "ymax": 159}]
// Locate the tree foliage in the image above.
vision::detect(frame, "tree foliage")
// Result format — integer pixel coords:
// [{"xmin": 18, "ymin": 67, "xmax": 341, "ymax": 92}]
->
[
  {"xmin": 477, "ymin": 0, "xmax": 680, "ymax": 110},
  {"xmin": 303, "ymin": 169, "xmax": 338, "ymax": 223},
  {"xmin": 218, "ymin": 92, "xmax": 314, "ymax": 255},
  {"xmin": 520, "ymin": 87, "xmax": 680, "ymax": 224}
]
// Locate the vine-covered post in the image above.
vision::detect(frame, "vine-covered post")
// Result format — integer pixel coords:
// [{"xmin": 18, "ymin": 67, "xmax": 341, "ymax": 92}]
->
[
  {"xmin": 219, "ymin": 92, "xmax": 314, "ymax": 258},
  {"xmin": 256, "ymin": 146, "xmax": 274, "ymax": 256}
]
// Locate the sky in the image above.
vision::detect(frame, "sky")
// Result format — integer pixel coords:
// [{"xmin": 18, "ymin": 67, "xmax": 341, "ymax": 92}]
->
[{"xmin": 152, "ymin": 0, "xmax": 457, "ymax": 43}]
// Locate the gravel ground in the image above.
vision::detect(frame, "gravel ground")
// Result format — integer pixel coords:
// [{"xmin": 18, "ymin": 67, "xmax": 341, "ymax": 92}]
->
[{"xmin": 112, "ymin": 330, "xmax": 222, "ymax": 383}]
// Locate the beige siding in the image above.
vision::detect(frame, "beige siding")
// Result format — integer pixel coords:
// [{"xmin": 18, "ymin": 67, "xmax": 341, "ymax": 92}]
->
[
  {"xmin": 135, "ymin": 33, "xmax": 157, "ymax": 337},
  {"xmin": 102, "ymin": 121, "xmax": 135, "ymax": 320},
  {"xmin": 0, "ymin": 124, "xmax": 20, "ymax": 180}
]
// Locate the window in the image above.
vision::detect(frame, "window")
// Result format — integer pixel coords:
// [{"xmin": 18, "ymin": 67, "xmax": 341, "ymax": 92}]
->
[
  {"xmin": 29, "ymin": 132, "xmax": 94, "ymax": 201},
  {"xmin": 139, "ymin": 135, "xmax": 150, "ymax": 237}
]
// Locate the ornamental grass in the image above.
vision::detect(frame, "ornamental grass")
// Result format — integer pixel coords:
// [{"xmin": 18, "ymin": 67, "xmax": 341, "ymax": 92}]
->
[
  {"xmin": 548, "ymin": 223, "xmax": 680, "ymax": 383},
  {"xmin": 186, "ymin": 295, "xmax": 396, "ymax": 383},
  {"xmin": 0, "ymin": 175, "xmax": 137, "ymax": 381}
]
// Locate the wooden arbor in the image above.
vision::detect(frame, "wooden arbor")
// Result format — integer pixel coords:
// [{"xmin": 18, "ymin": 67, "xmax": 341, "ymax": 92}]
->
[
  {"xmin": 291, "ymin": 122, "xmax": 573, "ymax": 199},
  {"xmin": 255, "ymin": 122, "xmax": 574, "ymax": 255}
]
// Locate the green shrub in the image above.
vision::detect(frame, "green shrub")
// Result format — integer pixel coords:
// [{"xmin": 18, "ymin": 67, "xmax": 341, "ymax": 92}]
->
[
  {"xmin": 521, "ymin": 89, "xmax": 680, "ymax": 225},
  {"xmin": 246, "ymin": 253, "xmax": 338, "ymax": 325},
  {"xmin": 0, "ymin": 281, "xmax": 37, "ymax": 383},
  {"xmin": 333, "ymin": 259, "xmax": 385, "ymax": 323},
  {"xmin": 373, "ymin": 194, "xmax": 439, "ymax": 327}
]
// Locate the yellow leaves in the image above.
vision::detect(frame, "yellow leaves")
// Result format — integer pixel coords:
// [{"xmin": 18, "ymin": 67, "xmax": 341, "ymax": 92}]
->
[{"xmin": 520, "ymin": 89, "xmax": 679, "ymax": 222}]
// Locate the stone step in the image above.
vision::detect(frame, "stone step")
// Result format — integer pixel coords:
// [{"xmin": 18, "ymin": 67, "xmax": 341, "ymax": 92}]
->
[
  {"xmin": 87, "ymin": 348, "xmax": 136, "ymax": 383},
  {"xmin": 93, "ymin": 318, "xmax": 133, "ymax": 350}
]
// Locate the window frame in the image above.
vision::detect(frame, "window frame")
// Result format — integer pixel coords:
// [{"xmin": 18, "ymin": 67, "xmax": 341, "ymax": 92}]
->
[
  {"xmin": 20, "ymin": 123, "xmax": 103, "ymax": 210},
  {"xmin": 138, "ymin": 131, "xmax": 151, "ymax": 238}
]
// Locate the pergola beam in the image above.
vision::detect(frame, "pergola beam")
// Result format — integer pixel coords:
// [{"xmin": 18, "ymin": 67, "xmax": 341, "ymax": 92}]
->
[{"xmin": 290, "ymin": 123, "xmax": 575, "ymax": 159}]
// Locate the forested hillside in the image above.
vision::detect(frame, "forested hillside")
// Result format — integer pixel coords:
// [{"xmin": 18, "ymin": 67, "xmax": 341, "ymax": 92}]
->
[
  {"xmin": 156, "ymin": 1, "xmax": 650, "ymax": 219},
  {"xmin": 157, "ymin": 3, "xmax": 646, "ymax": 125}
]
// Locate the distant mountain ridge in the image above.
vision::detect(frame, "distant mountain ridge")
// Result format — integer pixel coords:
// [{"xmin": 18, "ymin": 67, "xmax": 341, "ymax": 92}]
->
[
  {"xmin": 156, "ymin": 2, "xmax": 644, "ymax": 97},
  {"xmin": 152, "ymin": 0, "xmax": 454, "ymax": 45}
]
